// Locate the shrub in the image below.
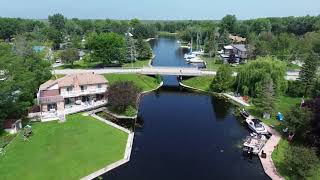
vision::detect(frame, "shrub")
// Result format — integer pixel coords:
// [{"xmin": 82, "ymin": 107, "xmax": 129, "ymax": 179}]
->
[
  {"xmin": 210, "ymin": 65, "xmax": 234, "ymax": 92},
  {"xmin": 284, "ymin": 145, "xmax": 319, "ymax": 179},
  {"xmin": 107, "ymin": 81, "xmax": 141, "ymax": 112},
  {"xmin": 286, "ymin": 80, "xmax": 304, "ymax": 97}
]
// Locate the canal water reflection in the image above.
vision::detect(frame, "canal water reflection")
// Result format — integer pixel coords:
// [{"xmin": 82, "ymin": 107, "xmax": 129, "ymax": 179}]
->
[{"xmin": 102, "ymin": 38, "xmax": 269, "ymax": 180}]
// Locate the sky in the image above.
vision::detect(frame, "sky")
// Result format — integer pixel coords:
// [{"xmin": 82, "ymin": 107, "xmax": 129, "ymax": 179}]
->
[{"xmin": 1, "ymin": 0, "xmax": 319, "ymax": 20}]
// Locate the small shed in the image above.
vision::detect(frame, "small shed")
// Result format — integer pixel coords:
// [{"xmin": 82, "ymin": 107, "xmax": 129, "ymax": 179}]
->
[{"xmin": 3, "ymin": 119, "xmax": 22, "ymax": 134}]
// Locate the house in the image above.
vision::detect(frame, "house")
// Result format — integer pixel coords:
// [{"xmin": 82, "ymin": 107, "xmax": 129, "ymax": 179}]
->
[
  {"xmin": 229, "ymin": 34, "xmax": 246, "ymax": 44},
  {"xmin": 3, "ymin": 119, "xmax": 22, "ymax": 134},
  {"xmin": 219, "ymin": 44, "xmax": 247, "ymax": 64},
  {"xmin": 34, "ymin": 73, "xmax": 108, "ymax": 121}
]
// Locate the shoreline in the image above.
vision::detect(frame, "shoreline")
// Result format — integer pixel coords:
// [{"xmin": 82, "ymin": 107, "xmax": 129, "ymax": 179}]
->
[
  {"xmin": 81, "ymin": 81, "xmax": 163, "ymax": 179},
  {"xmin": 179, "ymin": 81, "xmax": 284, "ymax": 180}
]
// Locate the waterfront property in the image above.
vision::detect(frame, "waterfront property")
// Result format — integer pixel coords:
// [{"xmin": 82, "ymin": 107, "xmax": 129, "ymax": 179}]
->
[
  {"xmin": 0, "ymin": 114, "xmax": 128, "ymax": 180},
  {"xmin": 31, "ymin": 73, "xmax": 108, "ymax": 121},
  {"xmin": 218, "ymin": 44, "xmax": 247, "ymax": 63}
]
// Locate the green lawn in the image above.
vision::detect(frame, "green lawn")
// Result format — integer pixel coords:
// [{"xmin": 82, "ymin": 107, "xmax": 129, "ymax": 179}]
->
[
  {"xmin": 248, "ymin": 95, "xmax": 301, "ymax": 127},
  {"xmin": 272, "ymin": 139, "xmax": 320, "ymax": 180},
  {"xmin": 202, "ymin": 56, "xmax": 224, "ymax": 71},
  {"xmin": 103, "ymin": 74, "xmax": 160, "ymax": 92},
  {"xmin": 57, "ymin": 60, "xmax": 104, "ymax": 69},
  {"xmin": 122, "ymin": 59, "xmax": 150, "ymax": 68},
  {"xmin": 182, "ymin": 76, "xmax": 214, "ymax": 91},
  {"xmin": 0, "ymin": 114, "xmax": 128, "ymax": 180},
  {"xmin": 57, "ymin": 58, "xmax": 151, "ymax": 69}
]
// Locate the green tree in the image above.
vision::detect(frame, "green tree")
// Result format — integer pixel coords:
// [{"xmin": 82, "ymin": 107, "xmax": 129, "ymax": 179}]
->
[
  {"xmin": 60, "ymin": 48, "xmax": 79, "ymax": 67},
  {"xmin": 284, "ymin": 145, "xmax": 319, "ymax": 179},
  {"xmin": 45, "ymin": 27, "xmax": 63, "ymax": 50},
  {"xmin": 0, "ymin": 42, "xmax": 51, "ymax": 130},
  {"xmin": 284, "ymin": 106, "xmax": 312, "ymax": 138},
  {"xmin": 107, "ymin": 81, "xmax": 141, "ymax": 112},
  {"xmin": 86, "ymin": 32, "xmax": 126, "ymax": 65},
  {"xmin": 210, "ymin": 65, "xmax": 234, "ymax": 92},
  {"xmin": 125, "ymin": 31, "xmax": 137, "ymax": 63},
  {"xmin": 135, "ymin": 38, "xmax": 152, "ymax": 60},
  {"xmin": 253, "ymin": 76, "xmax": 276, "ymax": 116},
  {"xmin": 299, "ymin": 52, "xmax": 319, "ymax": 96},
  {"xmin": 236, "ymin": 57, "xmax": 287, "ymax": 97},
  {"xmin": 220, "ymin": 15, "xmax": 237, "ymax": 34},
  {"xmin": 48, "ymin": 13, "xmax": 65, "ymax": 30}
]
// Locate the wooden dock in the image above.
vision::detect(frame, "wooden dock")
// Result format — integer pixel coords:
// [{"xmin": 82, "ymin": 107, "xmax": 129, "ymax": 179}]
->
[{"xmin": 259, "ymin": 126, "xmax": 285, "ymax": 180}]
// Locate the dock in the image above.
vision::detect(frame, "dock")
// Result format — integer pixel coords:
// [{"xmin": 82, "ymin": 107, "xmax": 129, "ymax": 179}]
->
[{"xmin": 259, "ymin": 126, "xmax": 285, "ymax": 180}]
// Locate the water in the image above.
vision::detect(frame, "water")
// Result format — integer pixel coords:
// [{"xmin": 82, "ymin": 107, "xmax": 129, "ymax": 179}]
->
[
  {"xmin": 101, "ymin": 38, "xmax": 269, "ymax": 180},
  {"xmin": 150, "ymin": 38, "xmax": 205, "ymax": 68}
]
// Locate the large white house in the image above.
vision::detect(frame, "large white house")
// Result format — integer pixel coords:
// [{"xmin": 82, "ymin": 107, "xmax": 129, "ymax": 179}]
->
[{"xmin": 33, "ymin": 73, "xmax": 108, "ymax": 121}]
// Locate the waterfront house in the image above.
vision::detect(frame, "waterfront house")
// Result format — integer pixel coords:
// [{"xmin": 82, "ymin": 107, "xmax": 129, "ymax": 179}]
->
[
  {"xmin": 33, "ymin": 73, "xmax": 108, "ymax": 121},
  {"xmin": 219, "ymin": 44, "xmax": 247, "ymax": 63}
]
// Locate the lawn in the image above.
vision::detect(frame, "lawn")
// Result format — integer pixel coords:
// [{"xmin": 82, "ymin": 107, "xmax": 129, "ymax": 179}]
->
[
  {"xmin": 248, "ymin": 95, "xmax": 301, "ymax": 127},
  {"xmin": 57, "ymin": 60, "xmax": 104, "ymax": 69},
  {"xmin": 272, "ymin": 139, "xmax": 320, "ymax": 180},
  {"xmin": 182, "ymin": 76, "xmax": 214, "ymax": 91},
  {"xmin": 103, "ymin": 74, "xmax": 160, "ymax": 92},
  {"xmin": 202, "ymin": 56, "xmax": 224, "ymax": 71},
  {"xmin": 0, "ymin": 114, "xmax": 128, "ymax": 180},
  {"xmin": 122, "ymin": 58, "xmax": 150, "ymax": 68}
]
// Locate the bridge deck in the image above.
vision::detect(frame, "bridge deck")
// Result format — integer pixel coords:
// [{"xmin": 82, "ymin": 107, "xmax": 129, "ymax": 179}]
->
[{"xmin": 53, "ymin": 67, "xmax": 299, "ymax": 80}]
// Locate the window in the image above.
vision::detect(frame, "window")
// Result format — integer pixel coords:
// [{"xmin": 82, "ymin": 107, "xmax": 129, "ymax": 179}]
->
[
  {"xmin": 66, "ymin": 86, "xmax": 73, "ymax": 92},
  {"xmin": 80, "ymin": 85, "xmax": 87, "ymax": 92},
  {"xmin": 97, "ymin": 84, "xmax": 102, "ymax": 89}
]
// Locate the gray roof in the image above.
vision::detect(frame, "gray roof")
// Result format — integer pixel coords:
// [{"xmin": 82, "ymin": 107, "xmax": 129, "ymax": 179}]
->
[{"xmin": 232, "ymin": 44, "xmax": 247, "ymax": 52}]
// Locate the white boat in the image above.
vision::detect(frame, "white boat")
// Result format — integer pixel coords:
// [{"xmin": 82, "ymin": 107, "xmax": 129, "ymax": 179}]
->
[
  {"xmin": 187, "ymin": 57, "xmax": 204, "ymax": 63},
  {"xmin": 184, "ymin": 53, "xmax": 196, "ymax": 59},
  {"xmin": 192, "ymin": 50, "xmax": 204, "ymax": 56},
  {"xmin": 246, "ymin": 118, "xmax": 269, "ymax": 135}
]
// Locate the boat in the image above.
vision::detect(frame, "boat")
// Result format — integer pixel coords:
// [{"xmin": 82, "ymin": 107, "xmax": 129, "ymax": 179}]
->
[
  {"xmin": 239, "ymin": 109, "xmax": 250, "ymax": 119},
  {"xmin": 243, "ymin": 134, "xmax": 267, "ymax": 155},
  {"xmin": 186, "ymin": 57, "xmax": 204, "ymax": 63},
  {"xmin": 184, "ymin": 53, "xmax": 196, "ymax": 59},
  {"xmin": 246, "ymin": 118, "xmax": 269, "ymax": 135}
]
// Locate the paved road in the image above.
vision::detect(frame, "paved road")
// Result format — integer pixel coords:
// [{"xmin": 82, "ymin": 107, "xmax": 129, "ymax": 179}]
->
[{"xmin": 53, "ymin": 67, "xmax": 300, "ymax": 80}]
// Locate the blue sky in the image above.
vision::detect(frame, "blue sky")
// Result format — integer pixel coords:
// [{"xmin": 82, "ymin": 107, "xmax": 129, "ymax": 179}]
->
[{"xmin": 1, "ymin": 0, "xmax": 319, "ymax": 20}]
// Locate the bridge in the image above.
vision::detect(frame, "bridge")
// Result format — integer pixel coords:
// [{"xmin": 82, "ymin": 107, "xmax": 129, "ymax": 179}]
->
[{"xmin": 53, "ymin": 67, "xmax": 299, "ymax": 80}]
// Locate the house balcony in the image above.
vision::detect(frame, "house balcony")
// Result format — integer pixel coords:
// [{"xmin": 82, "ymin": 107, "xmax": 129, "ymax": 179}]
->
[
  {"xmin": 35, "ymin": 100, "xmax": 108, "ymax": 122},
  {"xmin": 64, "ymin": 99, "xmax": 107, "ymax": 114},
  {"xmin": 61, "ymin": 88, "xmax": 107, "ymax": 98}
]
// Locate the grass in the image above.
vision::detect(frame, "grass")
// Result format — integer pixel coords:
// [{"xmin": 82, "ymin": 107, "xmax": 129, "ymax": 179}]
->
[
  {"xmin": 272, "ymin": 139, "xmax": 320, "ymax": 180},
  {"xmin": 0, "ymin": 114, "xmax": 128, "ymax": 180},
  {"xmin": 201, "ymin": 56, "xmax": 240, "ymax": 71},
  {"xmin": 57, "ymin": 60, "xmax": 104, "ymax": 69},
  {"xmin": 122, "ymin": 58, "xmax": 151, "ymax": 68},
  {"xmin": 182, "ymin": 76, "xmax": 214, "ymax": 91},
  {"xmin": 287, "ymin": 62, "xmax": 301, "ymax": 71},
  {"xmin": 0, "ymin": 132, "xmax": 16, "ymax": 148},
  {"xmin": 158, "ymin": 31, "xmax": 177, "ymax": 38},
  {"xmin": 202, "ymin": 56, "xmax": 224, "ymax": 71},
  {"xmin": 103, "ymin": 74, "xmax": 160, "ymax": 92},
  {"xmin": 51, "ymin": 74, "xmax": 65, "ymax": 80},
  {"xmin": 247, "ymin": 95, "xmax": 301, "ymax": 128}
]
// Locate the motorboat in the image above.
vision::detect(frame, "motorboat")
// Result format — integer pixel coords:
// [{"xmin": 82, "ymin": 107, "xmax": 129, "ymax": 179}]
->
[
  {"xmin": 186, "ymin": 57, "xmax": 204, "ymax": 63},
  {"xmin": 239, "ymin": 109, "xmax": 250, "ymax": 119},
  {"xmin": 184, "ymin": 53, "xmax": 196, "ymax": 59},
  {"xmin": 246, "ymin": 118, "xmax": 269, "ymax": 135}
]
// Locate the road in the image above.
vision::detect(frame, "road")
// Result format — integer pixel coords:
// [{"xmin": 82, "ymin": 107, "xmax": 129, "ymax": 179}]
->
[{"xmin": 53, "ymin": 67, "xmax": 300, "ymax": 80}]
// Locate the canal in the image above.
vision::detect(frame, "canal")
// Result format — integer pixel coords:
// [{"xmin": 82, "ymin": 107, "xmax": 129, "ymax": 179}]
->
[{"xmin": 102, "ymin": 38, "xmax": 269, "ymax": 179}]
